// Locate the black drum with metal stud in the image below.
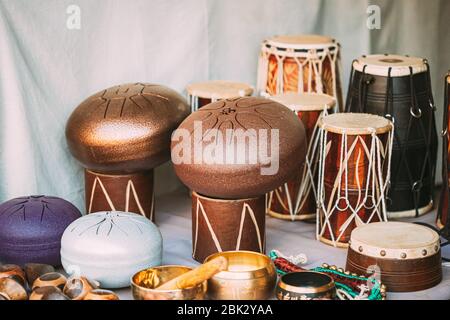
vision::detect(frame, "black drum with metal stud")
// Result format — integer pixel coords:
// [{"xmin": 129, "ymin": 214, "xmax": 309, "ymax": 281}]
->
[{"xmin": 345, "ymin": 54, "xmax": 438, "ymax": 218}]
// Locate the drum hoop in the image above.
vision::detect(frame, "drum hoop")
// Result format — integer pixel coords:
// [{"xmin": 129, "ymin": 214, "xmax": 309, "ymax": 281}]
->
[
  {"xmin": 349, "ymin": 222, "xmax": 440, "ymax": 260},
  {"xmin": 186, "ymin": 81, "xmax": 254, "ymax": 99},
  {"xmin": 353, "ymin": 55, "xmax": 427, "ymax": 77},
  {"xmin": 318, "ymin": 113, "xmax": 393, "ymax": 135},
  {"xmin": 264, "ymin": 36, "xmax": 337, "ymax": 51},
  {"xmin": 261, "ymin": 42, "xmax": 338, "ymax": 58},
  {"xmin": 270, "ymin": 93, "xmax": 336, "ymax": 112}
]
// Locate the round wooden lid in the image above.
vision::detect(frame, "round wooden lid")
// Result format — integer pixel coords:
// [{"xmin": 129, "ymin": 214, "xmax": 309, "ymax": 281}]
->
[
  {"xmin": 349, "ymin": 222, "xmax": 440, "ymax": 260},
  {"xmin": 270, "ymin": 93, "xmax": 335, "ymax": 112},
  {"xmin": 353, "ymin": 54, "xmax": 427, "ymax": 77},
  {"xmin": 186, "ymin": 80, "xmax": 253, "ymax": 99},
  {"xmin": 265, "ymin": 34, "xmax": 335, "ymax": 50},
  {"xmin": 318, "ymin": 113, "xmax": 392, "ymax": 135}
]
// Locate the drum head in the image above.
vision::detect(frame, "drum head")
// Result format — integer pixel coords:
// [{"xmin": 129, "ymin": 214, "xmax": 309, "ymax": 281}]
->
[
  {"xmin": 270, "ymin": 93, "xmax": 335, "ymax": 112},
  {"xmin": 265, "ymin": 34, "xmax": 335, "ymax": 50},
  {"xmin": 318, "ymin": 113, "xmax": 391, "ymax": 135},
  {"xmin": 353, "ymin": 54, "xmax": 427, "ymax": 77},
  {"xmin": 186, "ymin": 80, "xmax": 253, "ymax": 99},
  {"xmin": 350, "ymin": 222, "xmax": 440, "ymax": 260}
]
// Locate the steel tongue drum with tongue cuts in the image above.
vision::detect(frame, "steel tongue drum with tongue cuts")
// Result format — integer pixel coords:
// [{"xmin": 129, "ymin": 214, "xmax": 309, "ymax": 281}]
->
[
  {"xmin": 171, "ymin": 97, "xmax": 307, "ymax": 262},
  {"xmin": 65, "ymin": 83, "xmax": 190, "ymax": 221}
]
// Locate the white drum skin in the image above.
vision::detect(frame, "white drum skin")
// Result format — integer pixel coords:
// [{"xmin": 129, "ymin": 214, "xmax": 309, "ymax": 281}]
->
[{"xmin": 346, "ymin": 222, "xmax": 442, "ymax": 292}]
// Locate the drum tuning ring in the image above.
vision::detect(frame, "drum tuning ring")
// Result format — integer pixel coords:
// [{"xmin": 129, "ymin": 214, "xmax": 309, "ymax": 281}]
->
[
  {"xmin": 412, "ymin": 181, "xmax": 423, "ymax": 192},
  {"xmin": 429, "ymin": 101, "xmax": 436, "ymax": 111},
  {"xmin": 410, "ymin": 107, "xmax": 422, "ymax": 119}
]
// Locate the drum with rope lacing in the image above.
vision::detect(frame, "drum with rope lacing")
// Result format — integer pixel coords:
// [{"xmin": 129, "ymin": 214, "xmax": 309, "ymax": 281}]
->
[{"xmin": 345, "ymin": 54, "xmax": 438, "ymax": 219}]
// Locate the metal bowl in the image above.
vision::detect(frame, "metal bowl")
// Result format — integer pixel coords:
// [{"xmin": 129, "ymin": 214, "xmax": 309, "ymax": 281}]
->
[
  {"xmin": 276, "ymin": 271, "xmax": 336, "ymax": 300},
  {"xmin": 204, "ymin": 251, "xmax": 277, "ymax": 300},
  {"xmin": 131, "ymin": 265, "xmax": 206, "ymax": 300}
]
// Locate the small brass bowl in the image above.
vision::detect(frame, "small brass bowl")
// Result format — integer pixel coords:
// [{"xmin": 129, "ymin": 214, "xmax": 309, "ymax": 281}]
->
[
  {"xmin": 131, "ymin": 265, "xmax": 206, "ymax": 300},
  {"xmin": 276, "ymin": 271, "xmax": 336, "ymax": 300},
  {"xmin": 204, "ymin": 251, "xmax": 277, "ymax": 300}
]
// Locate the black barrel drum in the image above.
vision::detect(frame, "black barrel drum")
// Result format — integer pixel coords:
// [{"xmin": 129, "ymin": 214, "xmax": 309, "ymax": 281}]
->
[{"xmin": 345, "ymin": 54, "xmax": 438, "ymax": 218}]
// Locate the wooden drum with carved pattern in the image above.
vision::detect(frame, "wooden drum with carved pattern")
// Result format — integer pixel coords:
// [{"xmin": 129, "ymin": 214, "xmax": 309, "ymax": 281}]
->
[
  {"xmin": 267, "ymin": 93, "xmax": 335, "ymax": 220},
  {"xmin": 257, "ymin": 35, "xmax": 343, "ymax": 111}
]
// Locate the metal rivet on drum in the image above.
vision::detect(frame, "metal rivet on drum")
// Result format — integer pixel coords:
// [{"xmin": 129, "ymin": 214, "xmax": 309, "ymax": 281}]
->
[
  {"xmin": 380, "ymin": 250, "xmax": 386, "ymax": 257},
  {"xmin": 401, "ymin": 253, "xmax": 407, "ymax": 259},
  {"xmin": 422, "ymin": 250, "xmax": 427, "ymax": 256},
  {"xmin": 358, "ymin": 246, "xmax": 363, "ymax": 252}
]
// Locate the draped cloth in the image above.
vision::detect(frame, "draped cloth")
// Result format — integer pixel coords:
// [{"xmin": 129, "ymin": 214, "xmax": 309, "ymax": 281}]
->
[{"xmin": 0, "ymin": 0, "xmax": 449, "ymax": 209}]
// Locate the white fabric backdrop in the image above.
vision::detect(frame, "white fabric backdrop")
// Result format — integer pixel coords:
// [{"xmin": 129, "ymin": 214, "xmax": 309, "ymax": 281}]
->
[{"xmin": 0, "ymin": 0, "xmax": 449, "ymax": 211}]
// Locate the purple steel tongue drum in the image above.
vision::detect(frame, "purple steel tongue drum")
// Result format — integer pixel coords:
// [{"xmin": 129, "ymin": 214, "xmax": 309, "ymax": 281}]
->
[{"xmin": 0, "ymin": 195, "xmax": 81, "ymax": 266}]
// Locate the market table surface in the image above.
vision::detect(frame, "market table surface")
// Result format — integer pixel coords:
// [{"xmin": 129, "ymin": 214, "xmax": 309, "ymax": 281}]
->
[{"xmin": 109, "ymin": 188, "xmax": 449, "ymax": 300}]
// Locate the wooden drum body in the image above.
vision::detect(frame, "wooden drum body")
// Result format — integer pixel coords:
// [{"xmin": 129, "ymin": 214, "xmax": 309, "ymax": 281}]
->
[
  {"xmin": 317, "ymin": 113, "xmax": 394, "ymax": 247},
  {"xmin": 257, "ymin": 35, "xmax": 343, "ymax": 111},
  {"xmin": 438, "ymin": 73, "xmax": 450, "ymax": 235},
  {"xmin": 186, "ymin": 80, "xmax": 253, "ymax": 112},
  {"xmin": 345, "ymin": 54, "xmax": 438, "ymax": 218},
  {"xmin": 346, "ymin": 222, "xmax": 442, "ymax": 292},
  {"xmin": 267, "ymin": 93, "xmax": 335, "ymax": 220},
  {"xmin": 192, "ymin": 192, "xmax": 266, "ymax": 263},
  {"xmin": 85, "ymin": 169, "xmax": 154, "ymax": 221}
]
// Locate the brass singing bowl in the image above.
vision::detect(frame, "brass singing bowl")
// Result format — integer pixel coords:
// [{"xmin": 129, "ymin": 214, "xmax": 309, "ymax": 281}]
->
[
  {"xmin": 131, "ymin": 265, "xmax": 206, "ymax": 300},
  {"xmin": 276, "ymin": 271, "xmax": 336, "ymax": 300},
  {"xmin": 204, "ymin": 251, "xmax": 277, "ymax": 300}
]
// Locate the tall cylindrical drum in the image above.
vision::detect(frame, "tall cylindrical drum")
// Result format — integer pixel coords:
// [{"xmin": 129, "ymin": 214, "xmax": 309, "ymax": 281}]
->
[
  {"xmin": 257, "ymin": 35, "xmax": 343, "ymax": 111},
  {"xmin": 316, "ymin": 113, "xmax": 394, "ymax": 247},
  {"xmin": 437, "ymin": 72, "xmax": 450, "ymax": 237},
  {"xmin": 345, "ymin": 54, "xmax": 438, "ymax": 218},
  {"xmin": 267, "ymin": 93, "xmax": 335, "ymax": 220}
]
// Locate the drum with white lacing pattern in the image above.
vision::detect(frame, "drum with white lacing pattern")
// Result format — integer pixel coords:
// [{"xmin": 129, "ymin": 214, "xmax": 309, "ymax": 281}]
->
[
  {"xmin": 316, "ymin": 113, "xmax": 394, "ymax": 247},
  {"xmin": 257, "ymin": 35, "xmax": 343, "ymax": 111},
  {"xmin": 186, "ymin": 80, "xmax": 253, "ymax": 112},
  {"xmin": 267, "ymin": 93, "xmax": 335, "ymax": 220}
]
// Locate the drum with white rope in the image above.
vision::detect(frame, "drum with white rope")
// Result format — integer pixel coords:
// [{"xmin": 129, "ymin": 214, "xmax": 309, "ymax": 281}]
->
[
  {"xmin": 267, "ymin": 93, "xmax": 335, "ymax": 221},
  {"xmin": 257, "ymin": 34, "xmax": 343, "ymax": 111},
  {"xmin": 345, "ymin": 54, "xmax": 438, "ymax": 219},
  {"xmin": 316, "ymin": 113, "xmax": 394, "ymax": 247},
  {"xmin": 186, "ymin": 80, "xmax": 253, "ymax": 112}
]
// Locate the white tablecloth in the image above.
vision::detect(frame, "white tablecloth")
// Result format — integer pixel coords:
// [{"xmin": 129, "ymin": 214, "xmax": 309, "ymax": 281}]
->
[{"xmin": 117, "ymin": 188, "xmax": 450, "ymax": 300}]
